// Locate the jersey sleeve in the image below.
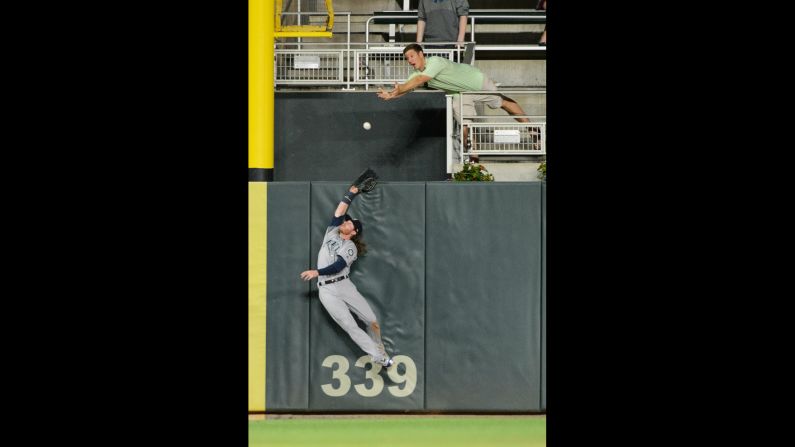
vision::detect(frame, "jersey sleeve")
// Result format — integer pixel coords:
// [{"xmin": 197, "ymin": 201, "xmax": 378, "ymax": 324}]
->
[
  {"xmin": 336, "ymin": 240, "xmax": 358, "ymax": 266},
  {"xmin": 317, "ymin": 255, "xmax": 347, "ymax": 276},
  {"xmin": 454, "ymin": 0, "xmax": 470, "ymax": 16},
  {"xmin": 329, "ymin": 215, "xmax": 344, "ymax": 227}
]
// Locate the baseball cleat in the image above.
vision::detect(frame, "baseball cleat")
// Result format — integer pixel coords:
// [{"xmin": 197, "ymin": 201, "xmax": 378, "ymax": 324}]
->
[{"xmin": 382, "ymin": 357, "xmax": 394, "ymax": 368}]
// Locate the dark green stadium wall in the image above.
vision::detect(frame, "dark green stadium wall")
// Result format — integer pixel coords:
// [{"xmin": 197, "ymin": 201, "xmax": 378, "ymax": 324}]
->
[
  {"xmin": 266, "ymin": 183, "xmax": 311, "ymax": 410},
  {"xmin": 424, "ymin": 183, "xmax": 542, "ymax": 411},
  {"xmin": 541, "ymin": 181, "xmax": 546, "ymax": 411},
  {"xmin": 264, "ymin": 182, "xmax": 545, "ymax": 412},
  {"xmin": 274, "ymin": 92, "xmax": 448, "ymax": 182}
]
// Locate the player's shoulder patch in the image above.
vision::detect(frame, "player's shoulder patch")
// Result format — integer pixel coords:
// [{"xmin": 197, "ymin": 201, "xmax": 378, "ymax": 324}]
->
[{"xmin": 341, "ymin": 240, "xmax": 357, "ymax": 258}]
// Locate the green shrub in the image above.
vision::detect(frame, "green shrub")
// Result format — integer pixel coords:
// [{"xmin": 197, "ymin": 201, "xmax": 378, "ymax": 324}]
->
[
  {"xmin": 537, "ymin": 161, "xmax": 546, "ymax": 181},
  {"xmin": 453, "ymin": 162, "xmax": 494, "ymax": 181}
]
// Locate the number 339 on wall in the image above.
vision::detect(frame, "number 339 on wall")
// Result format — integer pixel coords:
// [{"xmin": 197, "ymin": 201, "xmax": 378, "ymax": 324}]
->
[{"xmin": 320, "ymin": 354, "xmax": 417, "ymax": 398}]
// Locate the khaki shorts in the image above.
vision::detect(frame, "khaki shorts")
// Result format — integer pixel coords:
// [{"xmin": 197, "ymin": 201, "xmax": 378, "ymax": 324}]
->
[{"xmin": 453, "ymin": 77, "xmax": 503, "ymax": 125}]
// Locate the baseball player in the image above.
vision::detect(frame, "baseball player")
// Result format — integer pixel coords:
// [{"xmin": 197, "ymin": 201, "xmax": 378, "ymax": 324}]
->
[{"xmin": 300, "ymin": 183, "xmax": 394, "ymax": 369}]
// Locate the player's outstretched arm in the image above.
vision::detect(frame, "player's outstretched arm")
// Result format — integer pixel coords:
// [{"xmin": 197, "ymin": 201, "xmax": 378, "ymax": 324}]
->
[
  {"xmin": 334, "ymin": 185, "xmax": 359, "ymax": 217},
  {"xmin": 300, "ymin": 254, "xmax": 346, "ymax": 281}
]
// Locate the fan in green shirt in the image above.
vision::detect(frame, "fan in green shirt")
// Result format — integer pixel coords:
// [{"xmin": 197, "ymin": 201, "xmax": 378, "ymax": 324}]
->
[{"xmin": 377, "ymin": 44, "xmax": 531, "ymax": 162}]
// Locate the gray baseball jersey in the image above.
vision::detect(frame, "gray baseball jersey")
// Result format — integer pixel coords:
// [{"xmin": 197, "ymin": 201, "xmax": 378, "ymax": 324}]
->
[{"xmin": 317, "ymin": 224, "xmax": 357, "ymax": 282}]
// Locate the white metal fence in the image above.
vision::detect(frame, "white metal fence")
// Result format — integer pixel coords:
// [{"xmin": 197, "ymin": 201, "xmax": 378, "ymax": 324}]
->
[
  {"xmin": 275, "ymin": 50, "xmax": 346, "ymax": 84},
  {"xmin": 354, "ymin": 48, "xmax": 455, "ymax": 85},
  {"xmin": 468, "ymin": 123, "xmax": 546, "ymax": 154},
  {"xmin": 446, "ymin": 90, "xmax": 546, "ymax": 173},
  {"xmin": 275, "ymin": 43, "xmax": 461, "ymax": 89}
]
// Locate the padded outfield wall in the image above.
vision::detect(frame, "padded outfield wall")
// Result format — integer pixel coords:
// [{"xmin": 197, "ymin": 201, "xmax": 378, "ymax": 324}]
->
[{"xmin": 252, "ymin": 181, "xmax": 545, "ymax": 412}]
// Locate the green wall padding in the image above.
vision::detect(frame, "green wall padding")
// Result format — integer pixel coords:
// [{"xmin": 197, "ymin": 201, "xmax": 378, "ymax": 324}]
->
[
  {"xmin": 307, "ymin": 182, "xmax": 426, "ymax": 411},
  {"xmin": 424, "ymin": 183, "xmax": 543, "ymax": 411},
  {"xmin": 541, "ymin": 181, "xmax": 546, "ymax": 410},
  {"xmin": 266, "ymin": 182, "xmax": 311, "ymax": 411},
  {"xmin": 262, "ymin": 182, "xmax": 545, "ymax": 412}
]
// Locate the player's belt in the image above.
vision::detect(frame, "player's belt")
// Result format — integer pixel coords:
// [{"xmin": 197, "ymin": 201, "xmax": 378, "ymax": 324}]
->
[{"xmin": 318, "ymin": 275, "xmax": 349, "ymax": 286}]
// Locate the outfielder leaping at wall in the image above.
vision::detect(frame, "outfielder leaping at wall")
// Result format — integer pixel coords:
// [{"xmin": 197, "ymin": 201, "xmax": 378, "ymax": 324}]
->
[{"xmin": 300, "ymin": 169, "xmax": 394, "ymax": 369}]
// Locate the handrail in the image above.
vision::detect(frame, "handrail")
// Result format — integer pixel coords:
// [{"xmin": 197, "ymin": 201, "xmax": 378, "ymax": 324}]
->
[
  {"xmin": 366, "ymin": 12, "xmax": 546, "ymax": 45},
  {"xmin": 458, "ymin": 89, "xmax": 546, "ymax": 121},
  {"xmin": 271, "ymin": 46, "xmax": 549, "ymax": 89},
  {"xmin": 276, "ymin": 11, "xmax": 352, "ymax": 54},
  {"xmin": 451, "ymin": 90, "xmax": 547, "ymax": 164},
  {"xmin": 274, "ymin": 0, "xmax": 336, "ymax": 37}
]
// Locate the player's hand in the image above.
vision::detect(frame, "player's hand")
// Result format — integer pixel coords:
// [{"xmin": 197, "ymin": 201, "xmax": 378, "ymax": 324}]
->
[
  {"xmin": 300, "ymin": 270, "xmax": 319, "ymax": 281},
  {"xmin": 349, "ymin": 185, "xmax": 359, "ymax": 194}
]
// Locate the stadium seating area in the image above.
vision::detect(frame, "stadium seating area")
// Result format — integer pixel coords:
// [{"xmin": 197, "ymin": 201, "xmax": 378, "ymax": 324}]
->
[{"xmin": 275, "ymin": 0, "xmax": 546, "ymax": 179}]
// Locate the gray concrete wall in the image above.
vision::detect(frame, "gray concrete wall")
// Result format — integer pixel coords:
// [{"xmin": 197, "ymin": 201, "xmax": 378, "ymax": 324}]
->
[{"xmin": 477, "ymin": 60, "xmax": 546, "ymax": 88}]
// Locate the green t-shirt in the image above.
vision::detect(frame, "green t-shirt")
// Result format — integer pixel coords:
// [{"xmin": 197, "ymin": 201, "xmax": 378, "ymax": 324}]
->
[{"xmin": 407, "ymin": 56, "xmax": 485, "ymax": 94}]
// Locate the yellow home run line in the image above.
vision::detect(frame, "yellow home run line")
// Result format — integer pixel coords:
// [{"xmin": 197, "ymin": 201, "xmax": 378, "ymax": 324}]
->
[
  {"xmin": 249, "ymin": 182, "xmax": 267, "ymax": 412},
  {"xmin": 249, "ymin": 0, "xmax": 271, "ymax": 412}
]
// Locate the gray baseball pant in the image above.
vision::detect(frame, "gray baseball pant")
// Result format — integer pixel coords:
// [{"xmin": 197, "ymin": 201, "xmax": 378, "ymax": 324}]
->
[{"xmin": 318, "ymin": 279, "xmax": 388, "ymax": 364}]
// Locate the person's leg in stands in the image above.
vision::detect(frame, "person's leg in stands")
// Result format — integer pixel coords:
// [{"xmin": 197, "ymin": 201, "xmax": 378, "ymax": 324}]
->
[
  {"xmin": 500, "ymin": 96, "xmax": 531, "ymax": 123},
  {"xmin": 454, "ymin": 94, "xmax": 478, "ymax": 163}
]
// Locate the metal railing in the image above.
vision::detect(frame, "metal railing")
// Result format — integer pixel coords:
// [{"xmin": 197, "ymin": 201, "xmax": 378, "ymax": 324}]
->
[
  {"xmin": 365, "ymin": 11, "xmax": 546, "ymax": 45},
  {"xmin": 446, "ymin": 90, "xmax": 546, "ymax": 172},
  {"xmin": 275, "ymin": 43, "xmax": 463, "ymax": 89},
  {"xmin": 277, "ymin": 11, "xmax": 353, "ymax": 50},
  {"xmin": 273, "ymin": 9, "xmax": 546, "ymax": 172},
  {"xmin": 274, "ymin": 10, "xmax": 544, "ymax": 88},
  {"xmin": 365, "ymin": 11, "xmax": 546, "ymax": 64}
]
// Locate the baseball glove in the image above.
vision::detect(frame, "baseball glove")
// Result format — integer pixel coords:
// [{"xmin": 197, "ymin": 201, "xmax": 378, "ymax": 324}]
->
[{"xmin": 352, "ymin": 167, "xmax": 378, "ymax": 193}]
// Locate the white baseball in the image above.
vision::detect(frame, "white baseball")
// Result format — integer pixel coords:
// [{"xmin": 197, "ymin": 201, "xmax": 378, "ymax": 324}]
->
[{"xmin": 363, "ymin": 122, "xmax": 372, "ymax": 130}]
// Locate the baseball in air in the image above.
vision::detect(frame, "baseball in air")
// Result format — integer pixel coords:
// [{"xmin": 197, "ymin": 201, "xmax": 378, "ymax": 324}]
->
[{"xmin": 363, "ymin": 121, "xmax": 372, "ymax": 130}]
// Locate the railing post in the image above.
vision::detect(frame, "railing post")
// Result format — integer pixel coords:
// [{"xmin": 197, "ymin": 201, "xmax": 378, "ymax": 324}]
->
[{"xmin": 446, "ymin": 94, "xmax": 453, "ymax": 178}]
